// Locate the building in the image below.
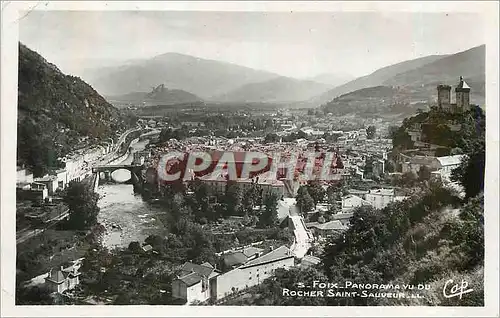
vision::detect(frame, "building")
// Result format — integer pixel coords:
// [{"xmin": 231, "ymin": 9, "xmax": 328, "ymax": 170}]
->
[
  {"xmin": 435, "ymin": 155, "xmax": 466, "ymax": 182},
  {"xmin": 213, "ymin": 246, "xmax": 294, "ymax": 300},
  {"xmin": 172, "ymin": 262, "xmax": 220, "ymax": 304},
  {"xmin": 132, "ymin": 152, "xmax": 145, "ymax": 166},
  {"xmin": 60, "ymin": 146, "xmax": 106, "ymax": 182},
  {"xmin": 16, "ymin": 182, "xmax": 48, "ymax": 202},
  {"xmin": 307, "ymin": 220, "xmax": 348, "ymax": 238},
  {"xmin": 372, "ymin": 159, "xmax": 385, "ymax": 177},
  {"xmin": 34, "ymin": 175, "xmax": 59, "ymax": 195},
  {"xmin": 45, "ymin": 266, "xmax": 81, "ymax": 293},
  {"xmin": 365, "ymin": 188, "xmax": 406, "ymax": 210},
  {"xmin": 331, "ymin": 212, "xmax": 354, "ymax": 227},
  {"xmin": 181, "ymin": 121, "xmax": 205, "ymax": 128},
  {"xmin": 406, "ymin": 123, "xmax": 423, "ymax": 143},
  {"xmin": 52, "ymin": 169, "xmax": 68, "ymax": 190},
  {"xmin": 222, "ymin": 246, "xmax": 265, "ymax": 269},
  {"xmin": 401, "ymin": 155, "xmax": 441, "ymax": 175},
  {"xmin": 16, "ymin": 167, "xmax": 34, "ymax": 184},
  {"xmin": 198, "ymin": 171, "xmax": 286, "ymax": 201},
  {"xmin": 341, "ymin": 194, "xmax": 371, "ymax": 213},
  {"xmin": 437, "ymin": 76, "xmax": 471, "ymax": 113}
]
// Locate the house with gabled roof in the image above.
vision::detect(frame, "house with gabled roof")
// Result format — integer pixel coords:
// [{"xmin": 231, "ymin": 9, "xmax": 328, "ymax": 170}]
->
[
  {"xmin": 213, "ymin": 245, "xmax": 294, "ymax": 300},
  {"xmin": 171, "ymin": 261, "xmax": 220, "ymax": 304},
  {"xmin": 44, "ymin": 265, "xmax": 81, "ymax": 293},
  {"xmin": 222, "ymin": 246, "xmax": 265, "ymax": 270},
  {"xmin": 341, "ymin": 194, "xmax": 371, "ymax": 213}
]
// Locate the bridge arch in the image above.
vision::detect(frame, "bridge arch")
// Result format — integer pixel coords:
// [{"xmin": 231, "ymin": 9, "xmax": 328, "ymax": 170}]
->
[{"xmin": 92, "ymin": 164, "xmax": 144, "ymax": 186}]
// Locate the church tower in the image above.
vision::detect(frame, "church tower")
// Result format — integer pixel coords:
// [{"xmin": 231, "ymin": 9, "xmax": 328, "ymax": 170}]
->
[{"xmin": 455, "ymin": 76, "xmax": 471, "ymax": 112}]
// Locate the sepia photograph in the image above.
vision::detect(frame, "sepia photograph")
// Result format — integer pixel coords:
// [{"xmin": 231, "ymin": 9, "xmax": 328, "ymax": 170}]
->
[{"xmin": 1, "ymin": 1, "xmax": 498, "ymax": 317}]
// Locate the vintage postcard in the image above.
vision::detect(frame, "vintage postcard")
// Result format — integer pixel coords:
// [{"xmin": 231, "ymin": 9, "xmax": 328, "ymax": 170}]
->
[{"xmin": 1, "ymin": 1, "xmax": 498, "ymax": 317}]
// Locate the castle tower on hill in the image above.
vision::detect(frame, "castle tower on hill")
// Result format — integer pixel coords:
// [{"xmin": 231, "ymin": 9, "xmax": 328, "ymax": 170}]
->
[
  {"xmin": 455, "ymin": 76, "xmax": 471, "ymax": 110},
  {"xmin": 437, "ymin": 76, "xmax": 471, "ymax": 113}
]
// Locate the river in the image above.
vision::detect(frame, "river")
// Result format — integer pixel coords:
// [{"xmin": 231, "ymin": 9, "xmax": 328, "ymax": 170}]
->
[{"xmin": 96, "ymin": 139, "xmax": 168, "ymax": 249}]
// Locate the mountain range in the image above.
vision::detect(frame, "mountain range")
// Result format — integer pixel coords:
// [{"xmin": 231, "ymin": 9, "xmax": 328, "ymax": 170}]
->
[
  {"xmin": 214, "ymin": 76, "xmax": 331, "ymax": 103},
  {"xmin": 320, "ymin": 45, "xmax": 485, "ymax": 116},
  {"xmin": 82, "ymin": 45, "xmax": 484, "ymax": 108},
  {"xmin": 83, "ymin": 53, "xmax": 279, "ymax": 99},
  {"xmin": 314, "ymin": 45, "xmax": 485, "ymax": 108},
  {"xmin": 81, "ymin": 53, "xmax": 332, "ymax": 104}
]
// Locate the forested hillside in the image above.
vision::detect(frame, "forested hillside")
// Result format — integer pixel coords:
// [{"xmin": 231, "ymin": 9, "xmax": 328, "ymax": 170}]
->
[
  {"xmin": 17, "ymin": 43, "xmax": 132, "ymax": 176},
  {"xmin": 320, "ymin": 85, "xmax": 427, "ymax": 117}
]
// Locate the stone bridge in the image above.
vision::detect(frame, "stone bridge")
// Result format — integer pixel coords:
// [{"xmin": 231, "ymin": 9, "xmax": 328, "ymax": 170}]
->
[{"xmin": 92, "ymin": 164, "xmax": 144, "ymax": 186}]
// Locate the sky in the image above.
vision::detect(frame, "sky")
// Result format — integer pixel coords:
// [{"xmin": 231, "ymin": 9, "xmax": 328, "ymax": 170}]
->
[{"xmin": 19, "ymin": 11, "xmax": 485, "ymax": 79}]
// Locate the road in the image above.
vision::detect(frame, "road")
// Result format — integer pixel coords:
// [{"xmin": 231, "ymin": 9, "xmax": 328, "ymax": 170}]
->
[
  {"xmin": 289, "ymin": 215, "xmax": 312, "ymax": 259},
  {"xmin": 96, "ymin": 127, "xmax": 142, "ymax": 166}
]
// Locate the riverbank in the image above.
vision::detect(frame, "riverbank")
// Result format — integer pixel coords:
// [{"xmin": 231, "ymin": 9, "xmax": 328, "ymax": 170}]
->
[{"xmin": 96, "ymin": 137, "xmax": 169, "ymax": 249}]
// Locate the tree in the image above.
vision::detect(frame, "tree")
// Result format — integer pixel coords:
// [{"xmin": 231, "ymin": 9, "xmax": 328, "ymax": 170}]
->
[
  {"xmin": 452, "ymin": 149, "xmax": 484, "ymax": 200},
  {"xmin": 363, "ymin": 157, "xmax": 374, "ymax": 179},
  {"xmin": 250, "ymin": 267, "xmax": 328, "ymax": 306},
  {"xmin": 114, "ymin": 292, "xmax": 132, "ymax": 305},
  {"xmin": 399, "ymin": 172, "xmax": 417, "ymax": 187},
  {"xmin": 388, "ymin": 125, "xmax": 400, "ymax": 139},
  {"xmin": 258, "ymin": 193, "xmax": 278, "ymax": 228},
  {"xmin": 366, "ymin": 125, "xmax": 376, "ymax": 139},
  {"xmin": 451, "ymin": 106, "xmax": 485, "ymax": 200},
  {"xmin": 223, "ymin": 181, "xmax": 242, "ymax": 217},
  {"xmin": 263, "ymin": 133, "xmax": 279, "ymax": 144},
  {"xmin": 385, "ymin": 160, "xmax": 395, "ymax": 173},
  {"xmin": 306, "ymin": 181, "xmax": 326, "ymax": 208},
  {"xmin": 418, "ymin": 165, "xmax": 432, "ymax": 181},
  {"xmin": 242, "ymin": 184, "xmax": 261, "ymax": 216},
  {"xmin": 16, "ymin": 285, "xmax": 54, "ymax": 305},
  {"xmin": 391, "ymin": 128, "xmax": 414, "ymax": 150},
  {"xmin": 63, "ymin": 181, "xmax": 99, "ymax": 230},
  {"xmin": 128, "ymin": 241, "xmax": 142, "ymax": 253},
  {"xmin": 190, "ymin": 180, "xmax": 215, "ymax": 221},
  {"xmin": 449, "ymin": 194, "xmax": 484, "ymax": 269},
  {"xmin": 296, "ymin": 186, "xmax": 314, "ymax": 214}
]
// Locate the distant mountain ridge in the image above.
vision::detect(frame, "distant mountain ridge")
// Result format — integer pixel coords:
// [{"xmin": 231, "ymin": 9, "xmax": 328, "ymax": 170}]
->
[
  {"xmin": 214, "ymin": 76, "xmax": 331, "ymax": 103},
  {"xmin": 82, "ymin": 52, "xmax": 335, "ymax": 104},
  {"xmin": 312, "ymin": 54, "xmax": 450, "ymax": 105},
  {"xmin": 315, "ymin": 44, "xmax": 485, "ymax": 114},
  {"xmin": 83, "ymin": 52, "xmax": 280, "ymax": 99},
  {"xmin": 305, "ymin": 73, "xmax": 355, "ymax": 87},
  {"xmin": 383, "ymin": 45, "xmax": 485, "ymax": 104}
]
